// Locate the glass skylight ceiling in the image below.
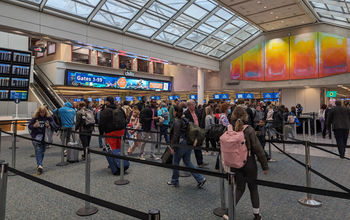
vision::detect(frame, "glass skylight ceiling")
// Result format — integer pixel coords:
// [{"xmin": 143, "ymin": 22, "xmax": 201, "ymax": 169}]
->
[
  {"xmin": 309, "ymin": 0, "xmax": 350, "ymax": 27},
  {"xmin": 15, "ymin": 0, "xmax": 261, "ymax": 59}
]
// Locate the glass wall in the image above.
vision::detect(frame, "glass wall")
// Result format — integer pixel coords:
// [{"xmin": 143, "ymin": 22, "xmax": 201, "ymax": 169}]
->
[
  {"xmin": 97, "ymin": 51, "xmax": 112, "ymax": 67},
  {"xmin": 137, "ymin": 59, "xmax": 148, "ymax": 72},
  {"xmin": 119, "ymin": 55, "xmax": 132, "ymax": 70},
  {"xmin": 154, "ymin": 62, "xmax": 164, "ymax": 74}
]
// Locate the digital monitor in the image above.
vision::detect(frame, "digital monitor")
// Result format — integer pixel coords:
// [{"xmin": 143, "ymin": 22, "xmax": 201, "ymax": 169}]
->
[
  {"xmin": 326, "ymin": 91, "xmax": 337, "ymax": 98},
  {"xmin": 125, "ymin": 96, "xmax": 134, "ymax": 101},
  {"xmin": 115, "ymin": 97, "xmax": 121, "ymax": 102},
  {"xmin": 189, "ymin": 94, "xmax": 198, "ymax": 100}
]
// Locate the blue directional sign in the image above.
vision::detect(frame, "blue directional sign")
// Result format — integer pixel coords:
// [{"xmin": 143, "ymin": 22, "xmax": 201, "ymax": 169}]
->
[
  {"xmin": 189, "ymin": 94, "xmax": 198, "ymax": 100},
  {"xmin": 115, "ymin": 97, "xmax": 121, "ymax": 102},
  {"xmin": 150, "ymin": 96, "xmax": 161, "ymax": 100},
  {"xmin": 236, "ymin": 93, "xmax": 254, "ymax": 99}
]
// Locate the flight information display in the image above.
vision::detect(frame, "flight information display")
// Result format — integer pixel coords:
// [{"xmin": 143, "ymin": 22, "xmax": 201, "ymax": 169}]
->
[{"xmin": 66, "ymin": 70, "xmax": 171, "ymax": 92}]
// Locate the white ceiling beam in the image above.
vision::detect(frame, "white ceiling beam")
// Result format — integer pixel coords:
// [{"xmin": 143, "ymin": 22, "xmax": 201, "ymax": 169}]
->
[
  {"xmin": 191, "ymin": 15, "xmax": 238, "ymax": 51},
  {"xmin": 122, "ymin": 0, "xmax": 156, "ymax": 32},
  {"xmin": 87, "ymin": 0, "xmax": 107, "ymax": 24},
  {"xmin": 173, "ymin": 6, "xmax": 220, "ymax": 46},
  {"xmin": 344, "ymin": 0, "xmax": 350, "ymax": 14},
  {"xmin": 39, "ymin": 0, "xmax": 48, "ymax": 11},
  {"xmin": 309, "ymin": 0, "xmax": 345, "ymax": 7},
  {"xmin": 299, "ymin": 0, "xmax": 320, "ymax": 22},
  {"xmin": 150, "ymin": 0, "xmax": 196, "ymax": 40}
]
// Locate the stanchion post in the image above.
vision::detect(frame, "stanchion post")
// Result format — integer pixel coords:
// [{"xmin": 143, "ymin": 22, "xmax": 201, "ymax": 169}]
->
[
  {"xmin": 0, "ymin": 128, "xmax": 2, "ymax": 156},
  {"xmin": 115, "ymin": 137, "xmax": 130, "ymax": 185},
  {"xmin": 227, "ymin": 172, "xmax": 236, "ymax": 220},
  {"xmin": 302, "ymin": 120, "xmax": 306, "ymax": 140},
  {"xmin": 282, "ymin": 121, "xmax": 286, "ymax": 152},
  {"xmin": 298, "ymin": 141, "xmax": 322, "ymax": 207},
  {"xmin": 76, "ymin": 147, "xmax": 98, "ymax": 216},
  {"xmin": 293, "ymin": 123, "xmax": 297, "ymax": 139},
  {"xmin": 213, "ymin": 153, "xmax": 227, "ymax": 217},
  {"xmin": 56, "ymin": 129, "xmax": 69, "ymax": 166},
  {"xmin": 156, "ymin": 126, "xmax": 161, "ymax": 155},
  {"xmin": 267, "ymin": 128, "xmax": 276, "ymax": 162},
  {"xmin": 148, "ymin": 209, "xmax": 160, "ymax": 220},
  {"xmin": 8, "ymin": 121, "xmax": 17, "ymax": 176},
  {"xmin": 0, "ymin": 161, "xmax": 8, "ymax": 220},
  {"xmin": 313, "ymin": 113, "xmax": 317, "ymax": 137},
  {"xmin": 308, "ymin": 118, "xmax": 311, "ymax": 140}
]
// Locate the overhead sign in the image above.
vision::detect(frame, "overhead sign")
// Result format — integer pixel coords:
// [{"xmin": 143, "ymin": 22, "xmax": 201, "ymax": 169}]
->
[
  {"xmin": 95, "ymin": 98, "xmax": 102, "ymax": 101},
  {"xmin": 73, "ymin": 98, "xmax": 82, "ymax": 102},
  {"xmin": 124, "ymin": 71, "xmax": 135, "ymax": 77},
  {"xmin": 66, "ymin": 70, "xmax": 171, "ymax": 92},
  {"xmin": 213, "ymin": 94, "xmax": 229, "ymax": 99},
  {"xmin": 189, "ymin": 94, "xmax": 198, "ymax": 100},
  {"xmin": 168, "ymin": 95, "xmax": 180, "ymax": 100},
  {"xmin": 87, "ymin": 98, "xmax": 93, "ymax": 102},
  {"xmin": 236, "ymin": 93, "xmax": 254, "ymax": 99},
  {"xmin": 263, "ymin": 92, "xmax": 280, "ymax": 99},
  {"xmin": 115, "ymin": 97, "xmax": 121, "ymax": 102},
  {"xmin": 125, "ymin": 96, "xmax": 133, "ymax": 101},
  {"xmin": 150, "ymin": 96, "xmax": 161, "ymax": 100},
  {"xmin": 326, "ymin": 91, "xmax": 337, "ymax": 98}
]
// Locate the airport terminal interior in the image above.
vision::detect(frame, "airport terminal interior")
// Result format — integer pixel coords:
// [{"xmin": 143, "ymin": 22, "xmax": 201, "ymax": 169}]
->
[{"xmin": 0, "ymin": 0, "xmax": 350, "ymax": 219}]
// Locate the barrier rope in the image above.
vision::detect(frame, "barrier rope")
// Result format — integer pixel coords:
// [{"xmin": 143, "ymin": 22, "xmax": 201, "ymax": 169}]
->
[
  {"xmin": 308, "ymin": 142, "xmax": 350, "ymax": 161},
  {"xmin": 7, "ymin": 166, "xmax": 150, "ymax": 219}
]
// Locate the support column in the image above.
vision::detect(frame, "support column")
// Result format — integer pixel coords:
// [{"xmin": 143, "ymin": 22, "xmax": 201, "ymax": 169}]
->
[{"xmin": 197, "ymin": 68, "xmax": 204, "ymax": 105}]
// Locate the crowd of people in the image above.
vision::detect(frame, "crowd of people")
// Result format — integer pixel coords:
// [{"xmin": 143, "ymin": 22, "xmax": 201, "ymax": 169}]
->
[{"xmin": 27, "ymin": 96, "xmax": 350, "ymax": 220}]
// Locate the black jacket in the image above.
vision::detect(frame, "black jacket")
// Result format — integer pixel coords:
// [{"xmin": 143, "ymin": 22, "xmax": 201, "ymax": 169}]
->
[
  {"xmin": 272, "ymin": 110, "xmax": 283, "ymax": 130},
  {"xmin": 327, "ymin": 106, "xmax": 350, "ymax": 130},
  {"xmin": 99, "ymin": 104, "xmax": 125, "ymax": 134},
  {"xmin": 140, "ymin": 106, "xmax": 155, "ymax": 132},
  {"xmin": 170, "ymin": 117, "xmax": 187, "ymax": 146},
  {"xmin": 184, "ymin": 109, "xmax": 200, "ymax": 125}
]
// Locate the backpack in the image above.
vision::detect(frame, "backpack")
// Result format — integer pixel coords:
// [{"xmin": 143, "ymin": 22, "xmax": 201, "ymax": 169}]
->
[
  {"xmin": 186, "ymin": 123, "xmax": 206, "ymax": 147},
  {"xmin": 207, "ymin": 124, "xmax": 226, "ymax": 143},
  {"xmin": 53, "ymin": 109, "xmax": 61, "ymax": 127},
  {"xmin": 220, "ymin": 124, "xmax": 249, "ymax": 169},
  {"xmin": 82, "ymin": 109, "xmax": 95, "ymax": 126},
  {"xmin": 112, "ymin": 107, "xmax": 127, "ymax": 130}
]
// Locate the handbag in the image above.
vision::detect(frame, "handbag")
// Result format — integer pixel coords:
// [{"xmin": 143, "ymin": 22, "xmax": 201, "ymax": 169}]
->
[
  {"xmin": 161, "ymin": 146, "xmax": 173, "ymax": 164},
  {"xmin": 45, "ymin": 128, "xmax": 53, "ymax": 143}
]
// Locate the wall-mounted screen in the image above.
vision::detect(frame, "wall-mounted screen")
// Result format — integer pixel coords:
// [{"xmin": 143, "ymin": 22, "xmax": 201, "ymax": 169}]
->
[
  {"xmin": 263, "ymin": 92, "xmax": 279, "ymax": 99},
  {"xmin": 150, "ymin": 96, "xmax": 161, "ymax": 100},
  {"xmin": 236, "ymin": 93, "xmax": 254, "ymax": 99},
  {"xmin": 213, "ymin": 94, "xmax": 229, "ymax": 99},
  {"xmin": 125, "ymin": 96, "xmax": 134, "ymax": 101},
  {"xmin": 9, "ymin": 90, "xmax": 27, "ymax": 100},
  {"xmin": 66, "ymin": 70, "xmax": 171, "ymax": 92},
  {"xmin": 115, "ymin": 97, "xmax": 121, "ymax": 102},
  {"xmin": 326, "ymin": 91, "xmax": 337, "ymax": 98}
]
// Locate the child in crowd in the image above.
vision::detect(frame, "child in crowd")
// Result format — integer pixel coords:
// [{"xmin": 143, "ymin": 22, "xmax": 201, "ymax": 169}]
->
[
  {"xmin": 127, "ymin": 109, "xmax": 142, "ymax": 155},
  {"xmin": 255, "ymin": 120, "xmax": 271, "ymax": 161}
]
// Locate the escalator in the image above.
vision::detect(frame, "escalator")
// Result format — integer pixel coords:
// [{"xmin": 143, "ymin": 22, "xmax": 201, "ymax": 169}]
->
[{"xmin": 29, "ymin": 64, "xmax": 66, "ymax": 111}]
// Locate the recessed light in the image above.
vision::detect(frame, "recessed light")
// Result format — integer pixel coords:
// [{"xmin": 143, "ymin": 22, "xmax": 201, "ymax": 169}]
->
[
  {"xmin": 281, "ymin": 20, "xmax": 284, "ymax": 23},
  {"xmin": 270, "ymin": 11, "xmax": 274, "ymax": 15},
  {"xmin": 257, "ymin": 1, "xmax": 261, "ymax": 4},
  {"xmin": 302, "ymin": 21, "xmax": 305, "ymax": 23},
  {"xmin": 263, "ymin": 6, "xmax": 267, "ymax": 9},
  {"xmin": 275, "ymin": 16, "xmax": 279, "ymax": 19}
]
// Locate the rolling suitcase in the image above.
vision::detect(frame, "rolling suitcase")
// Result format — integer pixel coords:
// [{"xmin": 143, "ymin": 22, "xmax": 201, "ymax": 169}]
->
[
  {"xmin": 161, "ymin": 146, "xmax": 173, "ymax": 164},
  {"xmin": 67, "ymin": 134, "xmax": 80, "ymax": 163},
  {"xmin": 104, "ymin": 145, "xmax": 130, "ymax": 175}
]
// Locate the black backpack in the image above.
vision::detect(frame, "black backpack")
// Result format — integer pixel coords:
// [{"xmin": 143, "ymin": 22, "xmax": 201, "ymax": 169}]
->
[
  {"xmin": 207, "ymin": 124, "xmax": 226, "ymax": 143},
  {"xmin": 112, "ymin": 107, "xmax": 127, "ymax": 130}
]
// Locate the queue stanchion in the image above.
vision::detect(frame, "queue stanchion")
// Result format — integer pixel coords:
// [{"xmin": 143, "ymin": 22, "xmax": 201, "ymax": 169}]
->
[
  {"xmin": 56, "ymin": 129, "xmax": 69, "ymax": 166},
  {"xmin": 0, "ymin": 161, "xmax": 8, "ymax": 220},
  {"xmin": 115, "ymin": 137, "xmax": 129, "ymax": 185},
  {"xmin": 9, "ymin": 121, "xmax": 17, "ymax": 176},
  {"xmin": 298, "ymin": 141, "xmax": 322, "ymax": 207},
  {"xmin": 293, "ymin": 123, "xmax": 297, "ymax": 139},
  {"xmin": 213, "ymin": 153, "xmax": 227, "ymax": 217},
  {"xmin": 267, "ymin": 128, "xmax": 276, "ymax": 162},
  {"xmin": 282, "ymin": 121, "xmax": 286, "ymax": 152},
  {"xmin": 76, "ymin": 147, "xmax": 98, "ymax": 216},
  {"xmin": 227, "ymin": 172, "xmax": 236, "ymax": 220},
  {"xmin": 156, "ymin": 126, "xmax": 161, "ymax": 155},
  {"xmin": 308, "ymin": 118, "xmax": 311, "ymax": 140},
  {"xmin": 148, "ymin": 209, "xmax": 160, "ymax": 220},
  {"xmin": 302, "ymin": 120, "xmax": 306, "ymax": 140},
  {"xmin": 313, "ymin": 113, "xmax": 317, "ymax": 139},
  {"xmin": 0, "ymin": 128, "xmax": 2, "ymax": 156}
]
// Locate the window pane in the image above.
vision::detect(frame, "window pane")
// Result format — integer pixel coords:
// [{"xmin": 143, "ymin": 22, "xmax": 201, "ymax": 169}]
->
[
  {"xmin": 235, "ymin": 31, "xmax": 250, "ymax": 41},
  {"xmin": 158, "ymin": 0, "xmax": 187, "ymax": 10},
  {"xmin": 195, "ymin": 0, "xmax": 216, "ymax": 11},
  {"xmin": 195, "ymin": 45, "xmax": 212, "ymax": 54},
  {"xmin": 176, "ymin": 14, "xmax": 198, "ymax": 27},
  {"xmin": 45, "ymin": 0, "xmax": 97, "ymax": 18},
  {"xmin": 98, "ymin": 51, "xmax": 112, "ymax": 67},
  {"xmin": 72, "ymin": 46, "xmax": 90, "ymax": 64},
  {"xmin": 165, "ymin": 23, "xmax": 189, "ymax": 36},
  {"xmin": 20, "ymin": 0, "xmax": 42, "ymax": 4},
  {"xmin": 155, "ymin": 32, "xmax": 179, "ymax": 44},
  {"xmin": 232, "ymin": 18, "xmax": 246, "ymax": 28},
  {"xmin": 177, "ymin": 39, "xmax": 197, "ymax": 49},
  {"xmin": 310, "ymin": 1, "xmax": 327, "ymax": 9},
  {"xmin": 215, "ymin": 8, "xmax": 234, "ymax": 20},
  {"xmin": 245, "ymin": 25, "xmax": 259, "ymax": 35},
  {"xmin": 203, "ymin": 38, "xmax": 221, "ymax": 47},
  {"xmin": 102, "ymin": 0, "xmax": 139, "ymax": 19},
  {"xmin": 228, "ymin": 37, "xmax": 242, "ymax": 46},
  {"xmin": 184, "ymin": 4, "xmax": 208, "ymax": 20},
  {"xmin": 206, "ymin": 15, "xmax": 225, "ymax": 28},
  {"xmin": 222, "ymin": 24, "xmax": 239, "ymax": 34},
  {"xmin": 119, "ymin": 0, "xmax": 148, "ymax": 8},
  {"xmin": 214, "ymin": 31, "xmax": 231, "ymax": 40},
  {"xmin": 149, "ymin": 2, "xmax": 177, "ymax": 18},
  {"xmin": 218, "ymin": 44, "xmax": 234, "ymax": 52},
  {"xmin": 128, "ymin": 23, "xmax": 157, "ymax": 37},
  {"xmin": 137, "ymin": 59, "xmax": 148, "ymax": 72},
  {"xmin": 327, "ymin": 4, "xmax": 343, "ymax": 12},
  {"xmin": 137, "ymin": 12, "xmax": 167, "ymax": 28},
  {"xmin": 197, "ymin": 23, "xmax": 216, "ymax": 34},
  {"xmin": 187, "ymin": 31, "xmax": 207, "ymax": 42},
  {"xmin": 210, "ymin": 49, "xmax": 225, "ymax": 58},
  {"xmin": 333, "ymin": 15, "xmax": 347, "ymax": 21},
  {"xmin": 93, "ymin": 12, "xmax": 130, "ymax": 29},
  {"xmin": 154, "ymin": 62, "xmax": 164, "ymax": 74}
]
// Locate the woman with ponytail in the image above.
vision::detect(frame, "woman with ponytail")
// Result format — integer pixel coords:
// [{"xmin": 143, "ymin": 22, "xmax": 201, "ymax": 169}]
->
[{"xmin": 225, "ymin": 106, "xmax": 269, "ymax": 220}]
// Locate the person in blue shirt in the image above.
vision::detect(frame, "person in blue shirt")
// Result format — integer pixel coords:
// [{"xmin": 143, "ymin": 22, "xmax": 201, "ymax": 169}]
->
[
  {"xmin": 53, "ymin": 102, "xmax": 76, "ymax": 146},
  {"xmin": 158, "ymin": 102, "xmax": 170, "ymax": 144}
]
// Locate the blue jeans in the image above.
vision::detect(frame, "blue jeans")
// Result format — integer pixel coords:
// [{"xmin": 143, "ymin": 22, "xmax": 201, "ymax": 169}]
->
[
  {"xmin": 160, "ymin": 125, "xmax": 170, "ymax": 143},
  {"xmin": 171, "ymin": 147, "xmax": 205, "ymax": 185},
  {"xmin": 33, "ymin": 141, "xmax": 47, "ymax": 166}
]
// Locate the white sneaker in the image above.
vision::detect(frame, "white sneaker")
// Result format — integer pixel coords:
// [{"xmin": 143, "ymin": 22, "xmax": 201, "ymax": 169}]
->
[
  {"xmin": 37, "ymin": 165, "xmax": 43, "ymax": 174},
  {"xmin": 222, "ymin": 215, "xmax": 228, "ymax": 220},
  {"xmin": 139, "ymin": 153, "xmax": 146, "ymax": 160},
  {"xmin": 150, "ymin": 153, "xmax": 160, "ymax": 160}
]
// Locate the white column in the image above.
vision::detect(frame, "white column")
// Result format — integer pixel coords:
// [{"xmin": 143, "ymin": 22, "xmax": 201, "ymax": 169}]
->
[{"xmin": 197, "ymin": 68, "xmax": 204, "ymax": 105}]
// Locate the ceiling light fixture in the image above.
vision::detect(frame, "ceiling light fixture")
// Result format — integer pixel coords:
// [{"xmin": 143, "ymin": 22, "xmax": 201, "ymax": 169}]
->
[
  {"xmin": 257, "ymin": 1, "xmax": 261, "ymax": 4},
  {"xmin": 275, "ymin": 16, "xmax": 279, "ymax": 19},
  {"xmin": 264, "ymin": 6, "xmax": 267, "ymax": 9},
  {"xmin": 281, "ymin": 20, "xmax": 284, "ymax": 23},
  {"xmin": 270, "ymin": 12, "xmax": 274, "ymax": 14}
]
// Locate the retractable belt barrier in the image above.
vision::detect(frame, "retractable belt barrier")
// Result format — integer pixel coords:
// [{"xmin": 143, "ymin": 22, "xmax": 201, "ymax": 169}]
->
[{"xmin": 6, "ymin": 166, "xmax": 152, "ymax": 220}]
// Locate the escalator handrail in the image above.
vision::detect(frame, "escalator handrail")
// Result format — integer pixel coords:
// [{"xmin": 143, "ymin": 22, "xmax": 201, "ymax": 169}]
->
[
  {"xmin": 33, "ymin": 74, "xmax": 61, "ymax": 108},
  {"xmin": 33, "ymin": 64, "xmax": 67, "ymax": 104},
  {"xmin": 30, "ymin": 83, "xmax": 56, "ymax": 111}
]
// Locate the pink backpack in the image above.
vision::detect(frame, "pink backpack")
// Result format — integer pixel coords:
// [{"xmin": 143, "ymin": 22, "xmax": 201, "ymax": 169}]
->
[{"xmin": 220, "ymin": 124, "xmax": 249, "ymax": 169}]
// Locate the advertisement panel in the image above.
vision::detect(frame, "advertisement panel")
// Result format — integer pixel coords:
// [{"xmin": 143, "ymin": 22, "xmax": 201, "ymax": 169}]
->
[
  {"xmin": 265, "ymin": 37, "xmax": 290, "ymax": 81},
  {"xmin": 230, "ymin": 56, "xmax": 242, "ymax": 80},
  {"xmin": 243, "ymin": 43, "xmax": 264, "ymax": 81},
  {"xmin": 66, "ymin": 70, "xmax": 171, "ymax": 92}
]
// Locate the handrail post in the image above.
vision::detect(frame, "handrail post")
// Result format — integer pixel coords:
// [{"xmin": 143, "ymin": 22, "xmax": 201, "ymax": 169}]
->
[
  {"xmin": 298, "ymin": 141, "xmax": 322, "ymax": 207},
  {"xmin": 213, "ymin": 153, "xmax": 227, "ymax": 217},
  {"xmin": 0, "ymin": 161, "xmax": 8, "ymax": 220},
  {"xmin": 148, "ymin": 209, "xmax": 160, "ymax": 220},
  {"xmin": 227, "ymin": 172, "xmax": 236, "ymax": 220},
  {"xmin": 115, "ymin": 137, "xmax": 130, "ymax": 185},
  {"xmin": 76, "ymin": 147, "xmax": 98, "ymax": 216},
  {"xmin": 56, "ymin": 129, "xmax": 69, "ymax": 166}
]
